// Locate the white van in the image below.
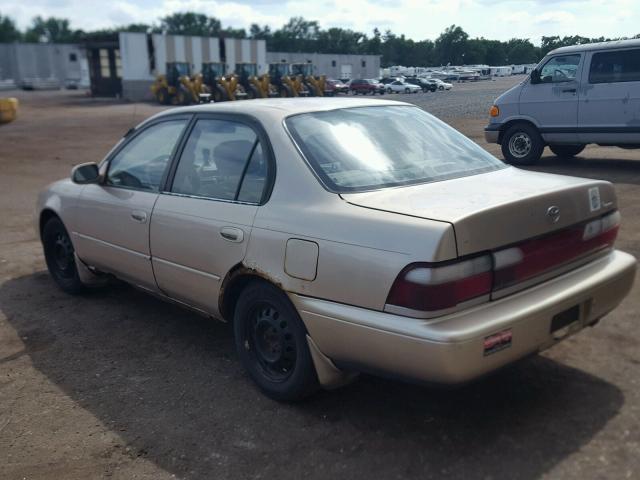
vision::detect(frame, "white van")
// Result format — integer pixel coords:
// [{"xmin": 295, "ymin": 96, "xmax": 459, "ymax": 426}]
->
[{"xmin": 485, "ymin": 39, "xmax": 640, "ymax": 164}]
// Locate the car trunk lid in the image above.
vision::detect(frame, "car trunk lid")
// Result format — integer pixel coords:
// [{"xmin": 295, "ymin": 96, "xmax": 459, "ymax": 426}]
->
[{"xmin": 341, "ymin": 167, "xmax": 617, "ymax": 257}]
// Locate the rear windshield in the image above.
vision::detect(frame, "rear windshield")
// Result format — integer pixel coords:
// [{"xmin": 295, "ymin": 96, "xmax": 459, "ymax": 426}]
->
[{"xmin": 285, "ymin": 105, "xmax": 505, "ymax": 192}]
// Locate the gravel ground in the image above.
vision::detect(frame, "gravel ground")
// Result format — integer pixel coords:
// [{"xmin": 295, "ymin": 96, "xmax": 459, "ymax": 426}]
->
[{"xmin": 1, "ymin": 82, "xmax": 639, "ymax": 480}]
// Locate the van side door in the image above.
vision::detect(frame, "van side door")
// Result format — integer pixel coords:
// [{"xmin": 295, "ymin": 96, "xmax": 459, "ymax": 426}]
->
[
  {"xmin": 579, "ymin": 47, "xmax": 640, "ymax": 145},
  {"xmin": 519, "ymin": 54, "xmax": 583, "ymax": 143}
]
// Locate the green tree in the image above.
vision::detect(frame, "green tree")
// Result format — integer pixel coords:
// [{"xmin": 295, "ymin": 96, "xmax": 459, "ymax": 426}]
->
[
  {"xmin": 24, "ymin": 16, "xmax": 80, "ymax": 43},
  {"xmin": 0, "ymin": 13, "xmax": 20, "ymax": 42},
  {"xmin": 158, "ymin": 12, "xmax": 222, "ymax": 37},
  {"xmin": 434, "ymin": 25, "xmax": 469, "ymax": 65},
  {"xmin": 505, "ymin": 38, "xmax": 539, "ymax": 64},
  {"xmin": 249, "ymin": 24, "xmax": 271, "ymax": 40}
]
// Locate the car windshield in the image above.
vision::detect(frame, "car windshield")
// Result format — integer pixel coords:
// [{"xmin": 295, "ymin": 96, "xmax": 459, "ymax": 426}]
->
[{"xmin": 285, "ymin": 105, "xmax": 506, "ymax": 192}]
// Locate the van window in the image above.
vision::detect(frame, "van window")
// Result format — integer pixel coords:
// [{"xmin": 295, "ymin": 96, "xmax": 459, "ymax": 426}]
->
[
  {"xmin": 539, "ymin": 54, "xmax": 581, "ymax": 83},
  {"xmin": 589, "ymin": 49, "xmax": 640, "ymax": 84}
]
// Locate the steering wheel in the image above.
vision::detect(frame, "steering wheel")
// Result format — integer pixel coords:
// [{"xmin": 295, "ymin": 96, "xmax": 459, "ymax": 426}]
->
[{"xmin": 554, "ymin": 69, "xmax": 569, "ymax": 81}]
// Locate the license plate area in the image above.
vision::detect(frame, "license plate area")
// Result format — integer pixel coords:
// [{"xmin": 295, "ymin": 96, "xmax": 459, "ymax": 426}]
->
[{"xmin": 550, "ymin": 305, "xmax": 580, "ymax": 334}]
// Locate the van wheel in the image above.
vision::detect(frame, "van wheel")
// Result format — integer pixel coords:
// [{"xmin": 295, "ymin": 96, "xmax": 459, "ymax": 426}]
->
[
  {"xmin": 549, "ymin": 144, "xmax": 586, "ymax": 158},
  {"xmin": 234, "ymin": 281, "xmax": 319, "ymax": 401},
  {"xmin": 42, "ymin": 216, "xmax": 85, "ymax": 294},
  {"xmin": 501, "ymin": 123, "xmax": 544, "ymax": 165}
]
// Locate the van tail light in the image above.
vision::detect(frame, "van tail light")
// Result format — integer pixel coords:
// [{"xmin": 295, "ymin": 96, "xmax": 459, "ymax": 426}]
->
[
  {"xmin": 386, "ymin": 255, "xmax": 492, "ymax": 313},
  {"xmin": 493, "ymin": 211, "xmax": 620, "ymax": 290}
]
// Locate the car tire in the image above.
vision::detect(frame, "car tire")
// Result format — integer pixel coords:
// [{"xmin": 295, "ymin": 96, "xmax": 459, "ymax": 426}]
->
[
  {"xmin": 549, "ymin": 144, "xmax": 586, "ymax": 158},
  {"xmin": 42, "ymin": 216, "xmax": 85, "ymax": 295},
  {"xmin": 234, "ymin": 280, "xmax": 319, "ymax": 402},
  {"xmin": 405, "ymin": 87, "xmax": 410, "ymax": 93},
  {"xmin": 386, "ymin": 88, "xmax": 392, "ymax": 94},
  {"xmin": 501, "ymin": 123, "xmax": 545, "ymax": 165}
]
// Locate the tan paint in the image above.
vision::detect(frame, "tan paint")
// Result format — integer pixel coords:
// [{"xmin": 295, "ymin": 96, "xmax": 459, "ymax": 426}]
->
[
  {"xmin": 37, "ymin": 98, "xmax": 638, "ymax": 389},
  {"xmin": 284, "ymin": 239, "xmax": 319, "ymax": 281}
]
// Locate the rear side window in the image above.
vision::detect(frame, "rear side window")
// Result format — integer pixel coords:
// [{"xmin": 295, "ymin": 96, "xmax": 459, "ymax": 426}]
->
[
  {"xmin": 171, "ymin": 119, "xmax": 268, "ymax": 203},
  {"xmin": 589, "ymin": 48, "xmax": 640, "ymax": 84}
]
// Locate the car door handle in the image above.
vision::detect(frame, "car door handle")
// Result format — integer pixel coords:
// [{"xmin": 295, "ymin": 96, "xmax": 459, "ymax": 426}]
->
[
  {"xmin": 130, "ymin": 210, "xmax": 147, "ymax": 223},
  {"xmin": 220, "ymin": 227, "xmax": 244, "ymax": 243},
  {"xmin": 562, "ymin": 88, "xmax": 577, "ymax": 93}
]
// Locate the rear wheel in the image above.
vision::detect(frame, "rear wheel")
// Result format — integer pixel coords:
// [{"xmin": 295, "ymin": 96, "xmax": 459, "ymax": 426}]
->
[
  {"xmin": 234, "ymin": 281, "xmax": 319, "ymax": 401},
  {"xmin": 42, "ymin": 217, "xmax": 85, "ymax": 294},
  {"xmin": 501, "ymin": 123, "xmax": 544, "ymax": 165},
  {"xmin": 156, "ymin": 87, "xmax": 171, "ymax": 105},
  {"xmin": 549, "ymin": 144, "xmax": 586, "ymax": 158}
]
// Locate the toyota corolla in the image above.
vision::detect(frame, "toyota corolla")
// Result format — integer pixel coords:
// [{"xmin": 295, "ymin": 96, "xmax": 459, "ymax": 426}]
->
[{"xmin": 36, "ymin": 98, "xmax": 636, "ymax": 401}]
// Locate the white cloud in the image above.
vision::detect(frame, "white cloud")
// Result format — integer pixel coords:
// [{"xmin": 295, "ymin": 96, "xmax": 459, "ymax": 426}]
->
[{"xmin": 0, "ymin": 0, "xmax": 638, "ymax": 43}]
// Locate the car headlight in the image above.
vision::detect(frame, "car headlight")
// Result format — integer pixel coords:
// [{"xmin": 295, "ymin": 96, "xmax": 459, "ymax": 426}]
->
[{"xmin": 490, "ymin": 105, "xmax": 500, "ymax": 117}]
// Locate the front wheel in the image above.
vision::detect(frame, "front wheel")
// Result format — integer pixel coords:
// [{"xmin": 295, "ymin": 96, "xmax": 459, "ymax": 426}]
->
[
  {"xmin": 501, "ymin": 123, "xmax": 545, "ymax": 165},
  {"xmin": 234, "ymin": 281, "xmax": 319, "ymax": 401},
  {"xmin": 549, "ymin": 144, "xmax": 586, "ymax": 158},
  {"xmin": 42, "ymin": 216, "xmax": 85, "ymax": 294},
  {"xmin": 386, "ymin": 88, "xmax": 392, "ymax": 94}
]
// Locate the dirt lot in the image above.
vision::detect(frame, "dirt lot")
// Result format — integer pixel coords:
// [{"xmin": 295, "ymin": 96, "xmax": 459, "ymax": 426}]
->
[{"xmin": 1, "ymin": 80, "xmax": 639, "ymax": 480}]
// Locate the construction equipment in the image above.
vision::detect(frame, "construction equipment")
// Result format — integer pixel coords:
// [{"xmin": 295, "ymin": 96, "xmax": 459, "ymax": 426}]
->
[
  {"xmin": 0, "ymin": 97, "xmax": 18, "ymax": 124},
  {"xmin": 268, "ymin": 63, "xmax": 308, "ymax": 97},
  {"xmin": 236, "ymin": 63, "xmax": 278, "ymax": 99},
  {"xmin": 201, "ymin": 62, "xmax": 229, "ymax": 102},
  {"xmin": 291, "ymin": 63, "xmax": 331, "ymax": 97},
  {"xmin": 150, "ymin": 62, "xmax": 197, "ymax": 105}
]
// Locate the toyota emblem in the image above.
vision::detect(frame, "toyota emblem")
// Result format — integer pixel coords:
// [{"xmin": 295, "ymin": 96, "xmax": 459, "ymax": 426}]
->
[{"xmin": 547, "ymin": 205, "xmax": 561, "ymax": 223}]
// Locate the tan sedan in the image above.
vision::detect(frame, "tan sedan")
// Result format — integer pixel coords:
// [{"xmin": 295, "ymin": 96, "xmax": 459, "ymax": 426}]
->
[{"xmin": 36, "ymin": 98, "xmax": 636, "ymax": 400}]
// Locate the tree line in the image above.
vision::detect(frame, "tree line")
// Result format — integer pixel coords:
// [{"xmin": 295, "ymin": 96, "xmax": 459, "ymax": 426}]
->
[{"xmin": 1, "ymin": 11, "xmax": 638, "ymax": 67}]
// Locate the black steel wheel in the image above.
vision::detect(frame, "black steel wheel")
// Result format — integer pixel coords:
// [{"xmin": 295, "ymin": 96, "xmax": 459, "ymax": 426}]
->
[
  {"xmin": 42, "ymin": 216, "xmax": 85, "ymax": 294},
  {"xmin": 501, "ymin": 123, "xmax": 545, "ymax": 165},
  {"xmin": 234, "ymin": 281, "xmax": 318, "ymax": 401}
]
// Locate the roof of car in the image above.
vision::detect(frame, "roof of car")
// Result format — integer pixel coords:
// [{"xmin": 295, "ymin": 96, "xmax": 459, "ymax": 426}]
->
[
  {"xmin": 147, "ymin": 97, "xmax": 409, "ymax": 125},
  {"xmin": 549, "ymin": 38, "xmax": 640, "ymax": 56}
]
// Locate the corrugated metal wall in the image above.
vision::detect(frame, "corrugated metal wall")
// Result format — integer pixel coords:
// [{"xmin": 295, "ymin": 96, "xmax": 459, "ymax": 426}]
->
[
  {"xmin": 266, "ymin": 52, "xmax": 381, "ymax": 79},
  {"xmin": 0, "ymin": 43, "xmax": 85, "ymax": 87}
]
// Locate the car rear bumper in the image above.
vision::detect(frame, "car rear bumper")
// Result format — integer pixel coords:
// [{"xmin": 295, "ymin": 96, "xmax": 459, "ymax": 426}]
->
[
  {"xmin": 484, "ymin": 123, "xmax": 501, "ymax": 143},
  {"xmin": 292, "ymin": 250, "xmax": 636, "ymax": 385}
]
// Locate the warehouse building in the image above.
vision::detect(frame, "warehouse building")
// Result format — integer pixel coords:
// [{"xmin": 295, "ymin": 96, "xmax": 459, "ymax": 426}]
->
[
  {"xmin": 0, "ymin": 42, "xmax": 88, "ymax": 90},
  {"xmin": 266, "ymin": 52, "xmax": 380, "ymax": 80},
  {"xmin": 119, "ymin": 32, "xmax": 267, "ymax": 101}
]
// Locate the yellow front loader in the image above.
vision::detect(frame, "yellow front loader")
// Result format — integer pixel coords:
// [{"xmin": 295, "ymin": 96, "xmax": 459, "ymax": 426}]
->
[{"xmin": 150, "ymin": 62, "xmax": 196, "ymax": 105}]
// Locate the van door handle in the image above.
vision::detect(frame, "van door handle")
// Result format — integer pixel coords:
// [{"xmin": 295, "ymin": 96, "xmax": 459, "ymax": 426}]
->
[
  {"xmin": 562, "ymin": 88, "xmax": 577, "ymax": 93},
  {"xmin": 220, "ymin": 227, "xmax": 244, "ymax": 243},
  {"xmin": 131, "ymin": 210, "xmax": 147, "ymax": 223}
]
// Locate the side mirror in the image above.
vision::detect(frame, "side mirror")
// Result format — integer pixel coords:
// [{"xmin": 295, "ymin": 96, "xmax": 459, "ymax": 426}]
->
[
  {"xmin": 530, "ymin": 69, "xmax": 541, "ymax": 84},
  {"xmin": 71, "ymin": 162, "xmax": 101, "ymax": 184}
]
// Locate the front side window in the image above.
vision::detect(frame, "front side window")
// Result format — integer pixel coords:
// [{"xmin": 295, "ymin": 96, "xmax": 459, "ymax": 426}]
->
[
  {"xmin": 539, "ymin": 54, "xmax": 581, "ymax": 83},
  {"xmin": 106, "ymin": 120, "xmax": 187, "ymax": 191},
  {"xmin": 171, "ymin": 119, "xmax": 268, "ymax": 203},
  {"xmin": 286, "ymin": 106, "xmax": 505, "ymax": 193},
  {"xmin": 589, "ymin": 48, "xmax": 640, "ymax": 84}
]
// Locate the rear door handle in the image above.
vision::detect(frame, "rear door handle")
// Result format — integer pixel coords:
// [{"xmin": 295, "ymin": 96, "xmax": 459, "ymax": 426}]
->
[
  {"xmin": 562, "ymin": 88, "xmax": 577, "ymax": 93},
  {"xmin": 131, "ymin": 210, "xmax": 147, "ymax": 223},
  {"xmin": 220, "ymin": 226, "xmax": 244, "ymax": 243}
]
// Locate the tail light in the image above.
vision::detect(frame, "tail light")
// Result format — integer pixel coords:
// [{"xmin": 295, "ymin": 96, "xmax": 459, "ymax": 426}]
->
[
  {"xmin": 493, "ymin": 211, "xmax": 619, "ymax": 290},
  {"xmin": 386, "ymin": 211, "xmax": 620, "ymax": 316},
  {"xmin": 386, "ymin": 255, "xmax": 492, "ymax": 314}
]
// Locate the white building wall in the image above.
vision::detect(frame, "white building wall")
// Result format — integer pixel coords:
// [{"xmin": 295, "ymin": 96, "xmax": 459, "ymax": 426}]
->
[{"xmin": 119, "ymin": 32, "xmax": 152, "ymax": 81}]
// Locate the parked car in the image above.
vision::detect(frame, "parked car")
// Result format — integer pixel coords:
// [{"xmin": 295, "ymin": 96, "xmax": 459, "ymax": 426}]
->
[
  {"xmin": 405, "ymin": 77, "xmax": 435, "ymax": 92},
  {"xmin": 486, "ymin": 39, "xmax": 640, "ymax": 165},
  {"xmin": 37, "ymin": 98, "xmax": 636, "ymax": 401},
  {"xmin": 380, "ymin": 77, "xmax": 402, "ymax": 85},
  {"xmin": 350, "ymin": 78, "xmax": 385, "ymax": 95},
  {"xmin": 325, "ymin": 78, "xmax": 349, "ymax": 95},
  {"xmin": 428, "ymin": 78, "xmax": 453, "ymax": 90},
  {"xmin": 385, "ymin": 80, "xmax": 422, "ymax": 94}
]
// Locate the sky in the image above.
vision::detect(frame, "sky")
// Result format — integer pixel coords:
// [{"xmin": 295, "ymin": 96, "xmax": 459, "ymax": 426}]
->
[{"xmin": 1, "ymin": 0, "xmax": 638, "ymax": 44}]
